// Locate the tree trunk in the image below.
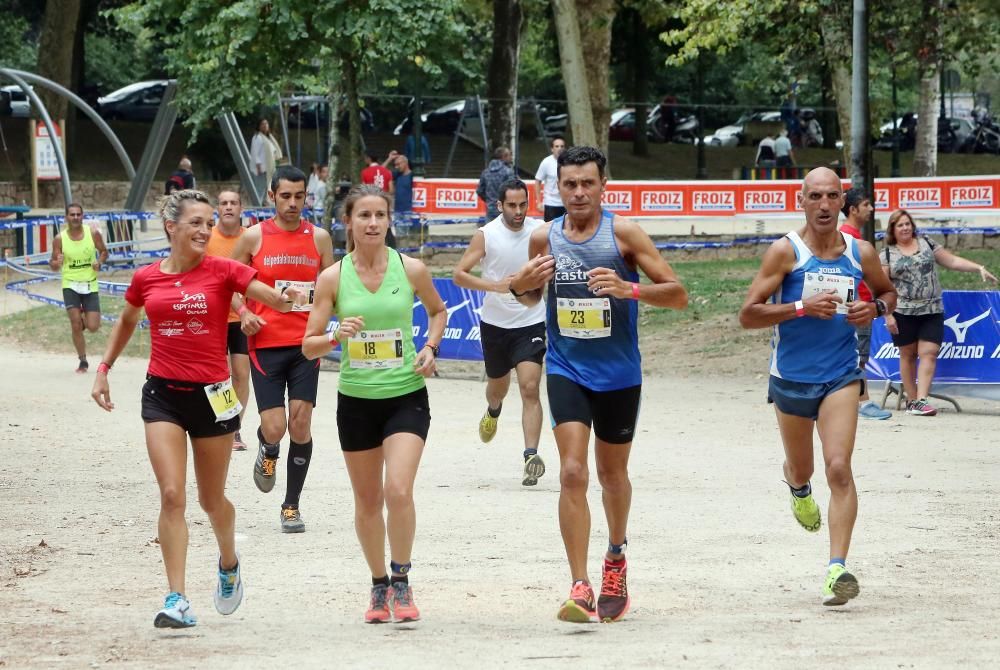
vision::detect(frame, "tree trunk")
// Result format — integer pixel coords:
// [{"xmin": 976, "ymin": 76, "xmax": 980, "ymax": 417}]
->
[
  {"xmin": 551, "ymin": 0, "xmax": 596, "ymax": 147},
  {"xmin": 343, "ymin": 55, "xmax": 363, "ymax": 188},
  {"xmin": 486, "ymin": 0, "xmax": 523, "ymax": 156},
  {"xmin": 630, "ymin": 9, "xmax": 649, "ymax": 158},
  {"xmin": 819, "ymin": 18, "xmax": 853, "ymax": 165},
  {"xmin": 323, "ymin": 76, "xmax": 342, "ymax": 230},
  {"xmin": 36, "ymin": 0, "xmax": 82, "ymax": 123},
  {"xmin": 912, "ymin": 0, "xmax": 943, "ymax": 177},
  {"xmin": 576, "ymin": 0, "xmax": 615, "ymax": 157}
]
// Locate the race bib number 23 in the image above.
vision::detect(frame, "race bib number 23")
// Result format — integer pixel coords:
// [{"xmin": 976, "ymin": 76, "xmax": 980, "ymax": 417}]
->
[{"xmin": 556, "ymin": 297, "xmax": 611, "ymax": 339}]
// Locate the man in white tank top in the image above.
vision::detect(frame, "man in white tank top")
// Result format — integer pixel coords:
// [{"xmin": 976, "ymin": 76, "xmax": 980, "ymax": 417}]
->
[{"xmin": 453, "ymin": 179, "xmax": 547, "ymax": 486}]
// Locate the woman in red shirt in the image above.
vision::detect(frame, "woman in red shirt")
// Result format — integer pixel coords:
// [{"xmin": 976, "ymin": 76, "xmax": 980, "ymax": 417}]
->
[{"xmin": 91, "ymin": 190, "xmax": 303, "ymax": 629}]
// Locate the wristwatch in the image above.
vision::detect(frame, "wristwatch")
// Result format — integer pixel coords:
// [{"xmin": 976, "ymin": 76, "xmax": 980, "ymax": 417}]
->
[
  {"xmin": 509, "ymin": 286, "xmax": 527, "ymax": 298},
  {"xmin": 424, "ymin": 343, "xmax": 440, "ymax": 358},
  {"xmin": 875, "ymin": 298, "xmax": 887, "ymax": 317}
]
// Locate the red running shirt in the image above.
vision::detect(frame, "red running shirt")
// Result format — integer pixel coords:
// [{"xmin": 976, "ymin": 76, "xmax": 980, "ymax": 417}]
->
[
  {"xmin": 125, "ymin": 255, "xmax": 257, "ymax": 383},
  {"xmin": 360, "ymin": 164, "xmax": 393, "ymax": 191},
  {"xmin": 838, "ymin": 223, "xmax": 873, "ymax": 302},
  {"xmin": 248, "ymin": 218, "xmax": 322, "ymax": 350}
]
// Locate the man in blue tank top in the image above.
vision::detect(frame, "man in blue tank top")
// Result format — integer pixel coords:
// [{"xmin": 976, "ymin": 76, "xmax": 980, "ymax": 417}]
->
[
  {"xmin": 510, "ymin": 146, "xmax": 688, "ymax": 623},
  {"xmin": 739, "ymin": 167, "xmax": 896, "ymax": 607}
]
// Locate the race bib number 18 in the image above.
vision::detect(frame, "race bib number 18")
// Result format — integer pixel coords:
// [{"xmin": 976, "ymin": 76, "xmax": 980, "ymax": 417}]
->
[
  {"xmin": 556, "ymin": 297, "xmax": 611, "ymax": 339},
  {"xmin": 348, "ymin": 328, "xmax": 405, "ymax": 368},
  {"xmin": 204, "ymin": 378, "xmax": 242, "ymax": 422},
  {"xmin": 802, "ymin": 272, "xmax": 855, "ymax": 314}
]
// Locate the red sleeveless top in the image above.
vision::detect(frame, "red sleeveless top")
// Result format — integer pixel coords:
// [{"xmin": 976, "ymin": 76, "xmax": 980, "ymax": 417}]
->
[{"xmin": 248, "ymin": 218, "xmax": 322, "ymax": 350}]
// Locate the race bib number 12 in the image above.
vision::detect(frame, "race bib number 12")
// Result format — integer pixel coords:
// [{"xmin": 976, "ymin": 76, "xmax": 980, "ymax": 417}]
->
[{"xmin": 204, "ymin": 378, "xmax": 242, "ymax": 422}]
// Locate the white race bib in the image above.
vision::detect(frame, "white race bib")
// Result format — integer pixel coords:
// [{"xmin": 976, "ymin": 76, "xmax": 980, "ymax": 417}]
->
[
  {"xmin": 70, "ymin": 281, "xmax": 92, "ymax": 295},
  {"xmin": 556, "ymin": 297, "xmax": 611, "ymax": 339},
  {"xmin": 802, "ymin": 272, "xmax": 855, "ymax": 314},
  {"xmin": 204, "ymin": 378, "xmax": 242, "ymax": 422},
  {"xmin": 275, "ymin": 279, "xmax": 315, "ymax": 312},
  {"xmin": 348, "ymin": 328, "xmax": 405, "ymax": 368}
]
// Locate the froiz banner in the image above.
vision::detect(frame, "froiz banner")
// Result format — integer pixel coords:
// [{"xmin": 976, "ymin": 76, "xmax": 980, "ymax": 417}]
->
[
  {"xmin": 867, "ymin": 291, "xmax": 1000, "ymax": 389},
  {"xmin": 326, "ymin": 278, "xmax": 486, "ymax": 362}
]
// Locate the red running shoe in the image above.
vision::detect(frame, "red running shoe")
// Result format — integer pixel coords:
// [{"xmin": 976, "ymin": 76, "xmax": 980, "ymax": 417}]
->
[
  {"xmin": 557, "ymin": 580, "xmax": 597, "ymax": 623},
  {"xmin": 365, "ymin": 584, "xmax": 391, "ymax": 624},
  {"xmin": 389, "ymin": 582, "xmax": 420, "ymax": 622},
  {"xmin": 597, "ymin": 557, "xmax": 630, "ymax": 622}
]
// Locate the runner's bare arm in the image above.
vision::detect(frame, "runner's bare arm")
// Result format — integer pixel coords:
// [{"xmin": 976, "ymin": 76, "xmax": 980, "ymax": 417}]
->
[
  {"xmin": 589, "ymin": 218, "xmax": 687, "ymax": 309},
  {"xmin": 405, "ymin": 256, "xmax": 447, "ymax": 377},
  {"xmin": 314, "ymin": 226, "xmax": 336, "ymax": 270},
  {"xmin": 245, "ymin": 278, "xmax": 302, "ymax": 312},
  {"xmin": 302, "ymin": 263, "xmax": 349, "ymax": 360},
  {"xmin": 453, "ymin": 231, "xmax": 507, "ymax": 293},
  {"xmin": 92, "ymin": 229, "xmax": 109, "ymax": 269},
  {"xmin": 509, "ymin": 223, "xmax": 554, "ymax": 307},
  {"xmin": 739, "ymin": 238, "xmax": 842, "ymax": 328},
  {"xmin": 49, "ymin": 236, "xmax": 63, "ymax": 270},
  {"xmin": 230, "ymin": 225, "xmax": 260, "ymax": 265},
  {"xmin": 91, "ymin": 302, "xmax": 143, "ymax": 411},
  {"xmin": 846, "ymin": 241, "xmax": 897, "ymax": 326}
]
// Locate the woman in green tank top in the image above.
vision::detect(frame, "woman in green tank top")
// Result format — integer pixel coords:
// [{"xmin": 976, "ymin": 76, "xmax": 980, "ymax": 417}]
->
[{"xmin": 303, "ymin": 185, "xmax": 446, "ymax": 623}]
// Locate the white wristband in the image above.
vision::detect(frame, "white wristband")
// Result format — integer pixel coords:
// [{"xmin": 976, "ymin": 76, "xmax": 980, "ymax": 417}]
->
[
  {"xmin": 794, "ymin": 300, "xmax": 805, "ymax": 317},
  {"xmin": 327, "ymin": 325, "xmax": 340, "ymax": 343}
]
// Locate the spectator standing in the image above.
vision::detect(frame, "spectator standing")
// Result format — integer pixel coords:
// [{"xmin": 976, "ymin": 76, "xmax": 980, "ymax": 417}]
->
[
  {"xmin": 360, "ymin": 153, "xmax": 394, "ymax": 193},
  {"xmin": 250, "ymin": 119, "xmax": 283, "ymax": 196},
  {"xmin": 534, "ymin": 136, "xmax": 566, "ymax": 221},
  {"xmin": 755, "ymin": 134, "xmax": 776, "ymax": 167},
  {"xmin": 165, "ymin": 158, "xmax": 196, "ymax": 195},
  {"xmin": 476, "ymin": 146, "xmax": 515, "ymax": 225},
  {"xmin": 774, "ymin": 129, "xmax": 795, "ymax": 168},
  {"xmin": 404, "ymin": 132, "xmax": 431, "ymax": 170}
]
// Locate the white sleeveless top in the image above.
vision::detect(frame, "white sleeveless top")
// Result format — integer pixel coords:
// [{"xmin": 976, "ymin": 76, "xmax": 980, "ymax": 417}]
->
[{"xmin": 480, "ymin": 215, "xmax": 546, "ymax": 328}]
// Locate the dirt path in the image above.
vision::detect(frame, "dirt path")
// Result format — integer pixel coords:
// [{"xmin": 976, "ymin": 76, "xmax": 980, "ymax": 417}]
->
[{"xmin": 1, "ymin": 342, "xmax": 998, "ymax": 669}]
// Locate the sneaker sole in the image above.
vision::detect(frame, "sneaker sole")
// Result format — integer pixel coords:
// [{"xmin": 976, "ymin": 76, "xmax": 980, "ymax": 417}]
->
[
  {"xmin": 557, "ymin": 600, "xmax": 597, "ymax": 623},
  {"xmin": 281, "ymin": 523, "xmax": 305, "ymax": 534},
  {"xmin": 153, "ymin": 612, "xmax": 196, "ymax": 628},
  {"xmin": 253, "ymin": 468, "xmax": 276, "ymax": 493},
  {"xmin": 479, "ymin": 427, "xmax": 497, "ymax": 443},
  {"xmin": 393, "ymin": 613, "xmax": 420, "ymax": 623},
  {"xmin": 365, "ymin": 613, "xmax": 392, "ymax": 624},
  {"xmin": 522, "ymin": 456, "xmax": 545, "ymax": 486},
  {"xmin": 598, "ymin": 596, "xmax": 631, "ymax": 623},
  {"xmin": 823, "ymin": 574, "xmax": 860, "ymax": 606}
]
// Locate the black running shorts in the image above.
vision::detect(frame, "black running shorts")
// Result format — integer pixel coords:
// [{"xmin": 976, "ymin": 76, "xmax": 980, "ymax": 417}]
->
[
  {"xmin": 141, "ymin": 375, "xmax": 240, "ymax": 438},
  {"xmin": 480, "ymin": 320, "xmax": 546, "ymax": 379},
  {"xmin": 62, "ymin": 288, "xmax": 100, "ymax": 313},
  {"xmin": 249, "ymin": 345, "xmax": 321, "ymax": 411},
  {"xmin": 546, "ymin": 374, "xmax": 641, "ymax": 444},
  {"xmin": 337, "ymin": 387, "xmax": 430, "ymax": 452},
  {"xmin": 890, "ymin": 312, "xmax": 944, "ymax": 348},
  {"xmin": 227, "ymin": 321, "xmax": 248, "ymax": 356}
]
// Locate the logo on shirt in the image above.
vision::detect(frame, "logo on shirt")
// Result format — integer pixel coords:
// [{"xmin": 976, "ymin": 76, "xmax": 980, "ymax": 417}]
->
[
  {"xmin": 943, "ymin": 309, "xmax": 991, "ymax": 343},
  {"xmin": 898, "ymin": 187, "xmax": 941, "ymax": 208},
  {"xmin": 158, "ymin": 319, "xmax": 184, "ymax": 337},
  {"xmin": 950, "ymin": 186, "xmax": 993, "ymax": 208},
  {"xmin": 262, "ymin": 253, "xmax": 319, "ymax": 268},
  {"xmin": 173, "ymin": 289, "xmax": 207, "ymax": 313},
  {"xmin": 187, "ymin": 318, "xmax": 205, "ymax": 334},
  {"xmin": 554, "ymin": 254, "xmax": 588, "ymax": 283}
]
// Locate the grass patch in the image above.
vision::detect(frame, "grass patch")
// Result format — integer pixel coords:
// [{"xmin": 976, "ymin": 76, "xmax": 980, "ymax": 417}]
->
[{"xmin": 0, "ymin": 297, "xmax": 151, "ymax": 359}]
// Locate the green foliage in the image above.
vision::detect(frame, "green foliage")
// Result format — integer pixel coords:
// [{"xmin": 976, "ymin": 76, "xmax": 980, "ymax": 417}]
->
[{"xmin": 0, "ymin": 13, "xmax": 38, "ymax": 71}]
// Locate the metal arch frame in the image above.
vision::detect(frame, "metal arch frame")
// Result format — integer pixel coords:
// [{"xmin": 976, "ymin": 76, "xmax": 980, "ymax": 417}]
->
[
  {"xmin": 0, "ymin": 70, "xmax": 72, "ymax": 207},
  {"xmin": 0, "ymin": 68, "xmax": 136, "ymax": 180}
]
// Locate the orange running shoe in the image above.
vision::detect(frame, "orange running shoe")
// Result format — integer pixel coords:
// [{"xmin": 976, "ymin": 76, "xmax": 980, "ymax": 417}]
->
[
  {"xmin": 365, "ymin": 584, "xmax": 391, "ymax": 624},
  {"xmin": 389, "ymin": 582, "xmax": 420, "ymax": 622},
  {"xmin": 557, "ymin": 580, "xmax": 597, "ymax": 623},
  {"xmin": 597, "ymin": 557, "xmax": 630, "ymax": 622}
]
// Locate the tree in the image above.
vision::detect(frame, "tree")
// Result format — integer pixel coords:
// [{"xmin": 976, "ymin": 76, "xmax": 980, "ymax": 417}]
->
[
  {"xmin": 486, "ymin": 0, "xmax": 524, "ymax": 154},
  {"xmin": 36, "ymin": 0, "xmax": 82, "ymax": 123},
  {"xmin": 576, "ymin": 0, "xmax": 615, "ymax": 155},
  {"xmin": 551, "ymin": 0, "xmax": 596, "ymax": 147}
]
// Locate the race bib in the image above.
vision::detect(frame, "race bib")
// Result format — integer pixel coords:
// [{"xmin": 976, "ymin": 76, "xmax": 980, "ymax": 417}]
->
[
  {"xmin": 556, "ymin": 297, "xmax": 611, "ymax": 339},
  {"xmin": 70, "ymin": 281, "xmax": 92, "ymax": 295},
  {"xmin": 275, "ymin": 279, "xmax": 315, "ymax": 312},
  {"xmin": 348, "ymin": 328, "xmax": 405, "ymax": 368},
  {"xmin": 204, "ymin": 378, "xmax": 242, "ymax": 422},
  {"xmin": 802, "ymin": 272, "xmax": 855, "ymax": 314}
]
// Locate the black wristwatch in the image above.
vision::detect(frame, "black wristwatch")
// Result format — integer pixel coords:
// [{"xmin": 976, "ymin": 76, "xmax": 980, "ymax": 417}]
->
[
  {"xmin": 875, "ymin": 298, "xmax": 887, "ymax": 317},
  {"xmin": 424, "ymin": 343, "xmax": 440, "ymax": 358},
  {"xmin": 509, "ymin": 286, "xmax": 527, "ymax": 298}
]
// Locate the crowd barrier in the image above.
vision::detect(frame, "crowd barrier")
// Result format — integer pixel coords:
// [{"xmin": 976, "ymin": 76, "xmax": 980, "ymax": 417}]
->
[{"xmin": 867, "ymin": 290, "xmax": 1000, "ymax": 400}]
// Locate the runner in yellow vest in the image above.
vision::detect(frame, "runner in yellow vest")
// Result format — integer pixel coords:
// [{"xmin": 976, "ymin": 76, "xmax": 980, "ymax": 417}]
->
[{"xmin": 49, "ymin": 203, "xmax": 109, "ymax": 373}]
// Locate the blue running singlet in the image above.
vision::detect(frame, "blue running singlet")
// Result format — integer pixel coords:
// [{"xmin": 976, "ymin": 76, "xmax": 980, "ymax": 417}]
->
[{"xmin": 545, "ymin": 210, "xmax": 641, "ymax": 391}]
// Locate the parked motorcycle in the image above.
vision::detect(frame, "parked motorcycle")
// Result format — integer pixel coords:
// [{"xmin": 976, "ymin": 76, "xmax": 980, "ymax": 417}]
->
[{"xmin": 959, "ymin": 113, "xmax": 1000, "ymax": 154}]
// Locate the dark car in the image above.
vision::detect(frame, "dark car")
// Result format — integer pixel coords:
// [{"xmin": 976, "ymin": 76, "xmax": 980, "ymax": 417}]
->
[
  {"xmin": 286, "ymin": 97, "xmax": 375, "ymax": 133},
  {"xmin": 97, "ymin": 80, "xmax": 170, "ymax": 121}
]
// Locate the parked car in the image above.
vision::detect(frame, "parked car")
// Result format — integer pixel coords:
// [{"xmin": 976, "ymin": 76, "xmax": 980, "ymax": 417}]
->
[
  {"xmin": 704, "ymin": 111, "xmax": 781, "ymax": 147},
  {"xmin": 97, "ymin": 80, "xmax": 170, "ymax": 121},
  {"xmin": 0, "ymin": 85, "xmax": 31, "ymax": 117},
  {"xmin": 394, "ymin": 99, "xmax": 486, "ymax": 136},
  {"xmin": 870, "ymin": 114, "xmax": 973, "ymax": 153},
  {"xmin": 285, "ymin": 97, "xmax": 375, "ymax": 133},
  {"xmin": 608, "ymin": 108, "xmax": 638, "ymax": 141}
]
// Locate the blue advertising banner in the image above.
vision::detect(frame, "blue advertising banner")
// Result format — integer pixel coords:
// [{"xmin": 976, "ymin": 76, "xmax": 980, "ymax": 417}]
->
[
  {"xmin": 867, "ymin": 290, "xmax": 1000, "ymax": 398},
  {"xmin": 326, "ymin": 278, "xmax": 486, "ymax": 362}
]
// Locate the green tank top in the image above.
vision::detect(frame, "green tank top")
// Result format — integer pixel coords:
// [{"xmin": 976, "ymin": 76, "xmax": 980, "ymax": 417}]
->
[
  {"xmin": 337, "ymin": 248, "xmax": 425, "ymax": 399},
  {"xmin": 60, "ymin": 225, "xmax": 98, "ymax": 291}
]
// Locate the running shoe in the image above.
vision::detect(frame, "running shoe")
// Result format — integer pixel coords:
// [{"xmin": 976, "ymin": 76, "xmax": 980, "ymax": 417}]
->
[
  {"xmin": 522, "ymin": 452, "xmax": 546, "ymax": 487},
  {"xmin": 365, "ymin": 583, "xmax": 392, "ymax": 624},
  {"xmin": 597, "ymin": 558, "xmax": 630, "ymax": 623},
  {"xmin": 858, "ymin": 401, "xmax": 892, "ymax": 420},
  {"xmin": 479, "ymin": 410, "xmax": 498, "ymax": 443},
  {"xmin": 232, "ymin": 431, "xmax": 247, "ymax": 452},
  {"xmin": 213, "ymin": 557, "xmax": 244, "ymax": 615},
  {"xmin": 75, "ymin": 359, "xmax": 88, "ymax": 374},
  {"xmin": 280, "ymin": 506, "xmax": 305, "ymax": 533},
  {"xmin": 790, "ymin": 491, "xmax": 822, "ymax": 532},
  {"xmin": 153, "ymin": 592, "xmax": 197, "ymax": 628},
  {"xmin": 822, "ymin": 564, "xmax": 860, "ymax": 606},
  {"xmin": 557, "ymin": 581, "xmax": 597, "ymax": 623},
  {"xmin": 389, "ymin": 582, "xmax": 420, "ymax": 622},
  {"xmin": 253, "ymin": 444, "xmax": 278, "ymax": 492},
  {"xmin": 906, "ymin": 398, "xmax": 938, "ymax": 416}
]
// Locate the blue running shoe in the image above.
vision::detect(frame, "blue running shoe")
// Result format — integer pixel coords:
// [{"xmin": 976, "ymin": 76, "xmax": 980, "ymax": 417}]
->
[
  {"xmin": 214, "ymin": 557, "xmax": 244, "ymax": 616},
  {"xmin": 858, "ymin": 401, "xmax": 891, "ymax": 420},
  {"xmin": 154, "ymin": 592, "xmax": 197, "ymax": 628}
]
